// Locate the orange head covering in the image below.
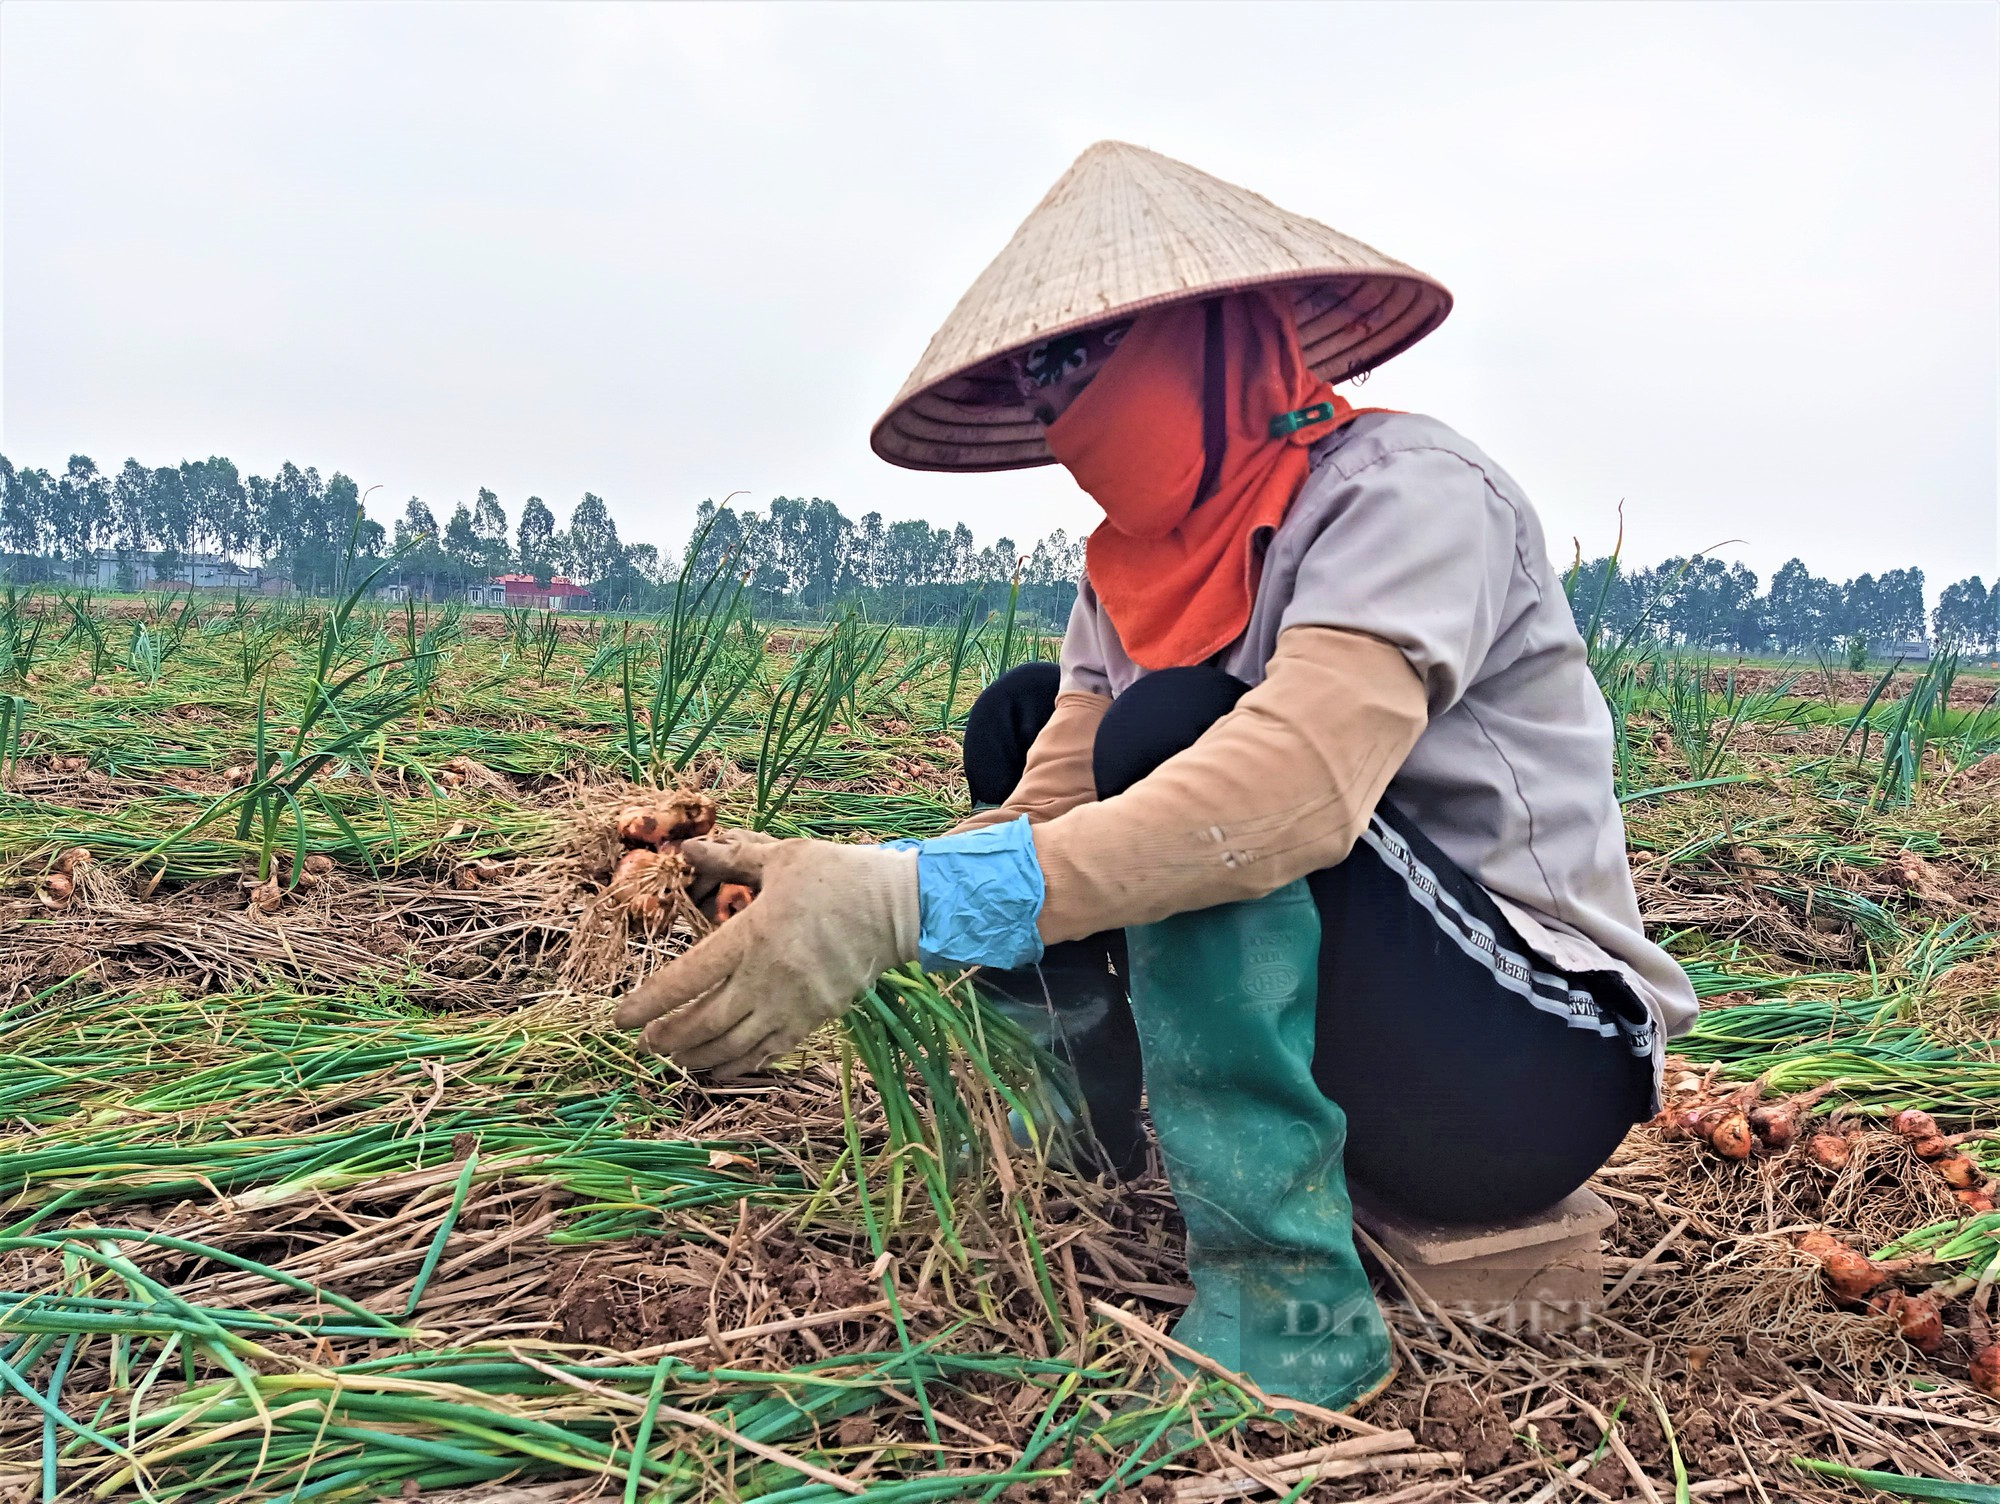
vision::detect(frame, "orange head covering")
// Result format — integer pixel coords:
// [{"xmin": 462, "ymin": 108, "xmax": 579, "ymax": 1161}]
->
[{"xmin": 1045, "ymin": 290, "xmax": 1384, "ymax": 671}]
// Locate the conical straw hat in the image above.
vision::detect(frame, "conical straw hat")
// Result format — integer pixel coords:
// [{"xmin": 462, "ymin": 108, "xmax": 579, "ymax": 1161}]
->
[{"xmin": 872, "ymin": 141, "xmax": 1452, "ymax": 472}]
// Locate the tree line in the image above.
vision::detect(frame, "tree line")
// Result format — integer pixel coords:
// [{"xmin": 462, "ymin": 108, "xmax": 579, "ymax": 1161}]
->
[
  {"xmin": 683, "ymin": 496, "xmax": 1085, "ymax": 625},
  {"xmin": 5, "ymin": 450, "xmax": 1990, "ymax": 650},
  {"xmin": 0, "ymin": 453, "xmax": 381, "ymax": 597},
  {"xmin": 1567, "ymin": 554, "xmax": 1998, "ymax": 658},
  {"xmin": 0, "ymin": 452, "xmax": 1085, "ymax": 624}
]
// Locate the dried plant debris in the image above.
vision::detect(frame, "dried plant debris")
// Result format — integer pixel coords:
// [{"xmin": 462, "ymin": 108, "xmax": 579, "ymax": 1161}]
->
[{"xmin": 5, "ymin": 592, "xmax": 2000, "ymax": 1500}]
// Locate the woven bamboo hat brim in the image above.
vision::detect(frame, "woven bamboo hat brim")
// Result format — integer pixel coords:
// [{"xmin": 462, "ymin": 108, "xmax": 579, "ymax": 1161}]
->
[{"xmin": 871, "ymin": 141, "xmax": 1452, "ymax": 473}]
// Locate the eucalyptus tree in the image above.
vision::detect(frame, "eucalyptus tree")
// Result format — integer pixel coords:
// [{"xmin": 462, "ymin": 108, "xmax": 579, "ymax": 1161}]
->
[
  {"xmin": 185, "ymin": 456, "xmax": 250, "ymax": 562},
  {"xmin": 566, "ymin": 492, "xmax": 624, "ymax": 594},
  {"xmin": 147, "ymin": 465, "xmax": 192, "ymax": 581},
  {"xmin": 1933, "ymin": 577, "xmax": 1993, "ymax": 653},
  {"xmin": 472, "ymin": 488, "xmax": 511, "ymax": 574},
  {"xmin": 1765, "ymin": 559, "xmax": 1843, "ymax": 652},
  {"xmin": 53, "ymin": 457, "xmax": 112, "ymax": 580},
  {"xmin": 443, "ymin": 503, "xmax": 482, "ymax": 580},
  {"xmin": 0, "ymin": 457, "xmax": 49, "ymax": 576},
  {"xmin": 393, "ymin": 497, "xmax": 444, "ymax": 598},
  {"xmin": 113, "ymin": 460, "xmax": 151, "ymax": 553},
  {"xmin": 1871, "ymin": 568, "xmax": 1928, "ymax": 645},
  {"xmin": 517, "ymin": 495, "xmax": 556, "ymax": 584}
]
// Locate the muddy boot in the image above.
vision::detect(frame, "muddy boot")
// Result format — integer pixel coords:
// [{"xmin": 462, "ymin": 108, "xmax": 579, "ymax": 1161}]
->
[
  {"xmin": 1124, "ymin": 879, "xmax": 1394, "ymax": 1412},
  {"xmin": 978, "ymin": 936, "xmax": 1148, "ymax": 1179}
]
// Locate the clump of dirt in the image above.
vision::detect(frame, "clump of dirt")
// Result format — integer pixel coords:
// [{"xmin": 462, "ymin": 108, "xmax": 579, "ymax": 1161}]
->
[
  {"xmin": 1416, "ymin": 1382, "xmax": 1516, "ymax": 1474},
  {"xmin": 999, "ymin": 1447, "xmax": 1119, "ymax": 1502},
  {"xmin": 1579, "ymin": 1454, "xmax": 1629, "ymax": 1495},
  {"xmin": 549, "ymin": 1254, "xmax": 711, "ymax": 1347}
]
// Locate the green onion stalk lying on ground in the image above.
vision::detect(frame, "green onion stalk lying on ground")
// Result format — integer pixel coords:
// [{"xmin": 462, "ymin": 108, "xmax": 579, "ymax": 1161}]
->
[{"xmin": 0, "ymin": 975, "xmax": 1257, "ymax": 1504}]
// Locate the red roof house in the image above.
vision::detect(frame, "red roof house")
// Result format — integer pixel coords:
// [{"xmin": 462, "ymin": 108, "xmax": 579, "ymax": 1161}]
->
[{"xmin": 472, "ymin": 575, "xmax": 594, "ymax": 610}]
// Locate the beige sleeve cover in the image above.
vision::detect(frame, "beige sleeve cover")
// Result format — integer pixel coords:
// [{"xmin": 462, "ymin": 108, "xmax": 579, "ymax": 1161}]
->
[
  {"xmin": 948, "ymin": 689, "xmax": 1112, "ymax": 835},
  {"xmin": 1032, "ymin": 627, "xmax": 1428, "ymax": 943}
]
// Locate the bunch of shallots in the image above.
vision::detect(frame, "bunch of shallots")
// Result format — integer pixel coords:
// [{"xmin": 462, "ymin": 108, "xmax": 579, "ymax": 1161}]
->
[
  {"xmin": 1655, "ymin": 1078, "xmax": 1830, "ymax": 1161},
  {"xmin": 246, "ymin": 852, "xmax": 336, "ymax": 914},
  {"xmin": 1890, "ymin": 1110, "xmax": 1998, "ymax": 1213},
  {"xmin": 39, "ymin": 847, "xmax": 93, "ymax": 908},
  {"xmin": 1795, "ymin": 1232, "xmax": 1938, "ymax": 1348},
  {"xmin": 606, "ymin": 791, "xmax": 720, "ymax": 929}
]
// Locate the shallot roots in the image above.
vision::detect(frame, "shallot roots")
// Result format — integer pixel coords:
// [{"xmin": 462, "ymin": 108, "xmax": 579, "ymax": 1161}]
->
[
  {"xmin": 603, "ymin": 791, "xmax": 742, "ymax": 931},
  {"xmin": 1892, "ymin": 1109, "xmax": 1998, "ymax": 1211}
]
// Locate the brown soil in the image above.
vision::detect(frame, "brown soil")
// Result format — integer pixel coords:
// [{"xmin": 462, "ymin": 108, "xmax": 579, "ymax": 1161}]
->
[
  {"xmin": 1722, "ymin": 664, "xmax": 1999, "ymax": 709},
  {"xmin": 1414, "ymin": 1382, "xmax": 1518, "ymax": 1474}
]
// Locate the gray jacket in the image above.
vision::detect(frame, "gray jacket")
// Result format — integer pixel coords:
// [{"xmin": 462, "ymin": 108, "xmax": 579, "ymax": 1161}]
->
[{"xmin": 1058, "ymin": 411, "xmax": 1698, "ymax": 1094}]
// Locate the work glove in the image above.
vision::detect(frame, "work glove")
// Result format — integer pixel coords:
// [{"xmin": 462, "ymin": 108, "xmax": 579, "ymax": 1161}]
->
[
  {"xmin": 682, "ymin": 826, "xmax": 780, "ymax": 919},
  {"xmin": 614, "ymin": 829, "xmax": 920, "ymax": 1078}
]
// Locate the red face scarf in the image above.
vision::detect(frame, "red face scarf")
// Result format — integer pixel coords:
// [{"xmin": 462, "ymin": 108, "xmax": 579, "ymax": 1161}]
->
[{"xmin": 1046, "ymin": 291, "xmax": 1386, "ymax": 671}]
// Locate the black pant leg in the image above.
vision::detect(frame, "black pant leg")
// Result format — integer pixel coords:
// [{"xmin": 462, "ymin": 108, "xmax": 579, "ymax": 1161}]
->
[
  {"xmin": 960, "ymin": 662, "xmax": 1143, "ymax": 1173},
  {"xmin": 1309, "ymin": 804, "xmax": 1655, "ymax": 1224},
  {"xmin": 960, "ymin": 657, "xmax": 1135, "ymax": 979},
  {"xmin": 963, "ymin": 662, "xmax": 1062, "ymax": 807},
  {"xmin": 963, "ymin": 663, "xmax": 1252, "ymax": 992},
  {"xmin": 1091, "ymin": 667, "xmax": 1250, "ymax": 799},
  {"xmin": 966, "ymin": 659, "xmax": 1250, "ymax": 809},
  {"xmin": 1089, "ymin": 666, "xmax": 1650, "ymax": 1224}
]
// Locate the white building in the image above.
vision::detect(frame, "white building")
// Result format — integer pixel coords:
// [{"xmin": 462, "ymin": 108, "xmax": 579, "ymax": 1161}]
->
[{"xmin": 67, "ymin": 549, "xmax": 278, "ymax": 592}]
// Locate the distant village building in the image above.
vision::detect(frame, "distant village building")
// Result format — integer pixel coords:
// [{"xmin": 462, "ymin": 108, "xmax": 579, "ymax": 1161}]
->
[
  {"xmin": 468, "ymin": 574, "xmax": 594, "ymax": 611},
  {"xmin": 65, "ymin": 548, "xmax": 285, "ymax": 593}
]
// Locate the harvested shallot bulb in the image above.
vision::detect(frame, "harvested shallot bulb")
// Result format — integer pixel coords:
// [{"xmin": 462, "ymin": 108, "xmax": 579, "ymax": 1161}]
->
[
  {"xmin": 1700, "ymin": 1108, "xmax": 1756, "ymax": 1160},
  {"xmin": 1934, "ymin": 1155, "xmax": 1983, "ymax": 1190},
  {"xmin": 1747, "ymin": 1084, "xmax": 1832, "ymax": 1151},
  {"xmin": 1796, "ymin": 1231, "xmax": 1904, "ymax": 1305},
  {"xmin": 1869, "ymin": 1290, "xmax": 1944, "ymax": 1354},
  {"xmin": 1893, "ymin": 1109, "xmax": 1941, "ymax": 1141},
  {"xmin": 616, "ymin": 791, "xmax": 719, "ymax": 849},
  {"xmin": 1972, "ymin": 1343, "xmax": 2000, "ymax": 1399},
  {"xmin": 714, "ymin": 882, "xmax": 756, "ymax": 922}
]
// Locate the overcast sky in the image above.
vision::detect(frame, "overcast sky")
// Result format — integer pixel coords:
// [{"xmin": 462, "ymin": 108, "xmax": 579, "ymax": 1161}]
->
[{"xmin": 4, "ymin": 1, "xmax": 1995, "ymax": 591}]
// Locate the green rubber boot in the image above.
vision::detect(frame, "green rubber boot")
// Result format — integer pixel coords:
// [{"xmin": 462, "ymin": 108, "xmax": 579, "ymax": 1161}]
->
[{"xmin": 1124, "ymin": 879, "xmax": 1394, "ymax": 1412}]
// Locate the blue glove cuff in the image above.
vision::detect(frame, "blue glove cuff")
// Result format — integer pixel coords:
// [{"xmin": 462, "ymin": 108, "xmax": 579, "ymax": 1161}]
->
[{"xmin": 887, "ymin": 817, "xmax": 1046, "ymax": 971}]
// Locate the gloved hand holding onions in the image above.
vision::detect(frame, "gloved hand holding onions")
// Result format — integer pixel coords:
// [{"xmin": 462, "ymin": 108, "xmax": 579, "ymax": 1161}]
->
[
  {"xmin": 616, "ymin": 831, "xmax": 918, "ymax": 1078},
  {"xmin": 615, "ymin": 142, "xmax": 1695, "ymax": 1414}
]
